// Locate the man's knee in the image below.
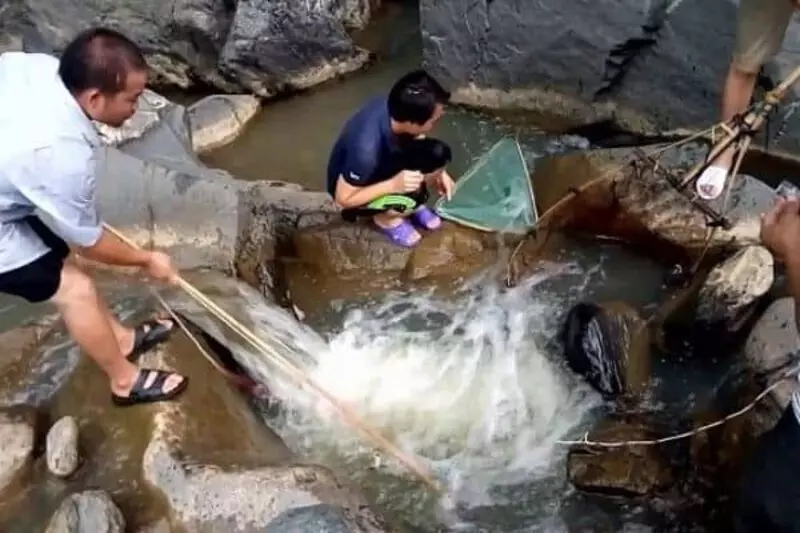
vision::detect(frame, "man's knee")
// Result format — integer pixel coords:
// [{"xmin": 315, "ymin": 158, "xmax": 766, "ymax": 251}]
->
[{"xmin": 51, "ymin": 262, "xmax": 97, "ymax": 307}]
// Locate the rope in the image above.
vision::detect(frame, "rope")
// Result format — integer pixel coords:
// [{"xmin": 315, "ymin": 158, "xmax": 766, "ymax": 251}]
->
[
  {"xmin": 557, "ymin": 361, "xmax": 800, "ymax": 448},
  {"xmin": 504, "ymin": 120, "xmax": 727, "ymax": 286},
  {"xmin": 102, "ymin": 223, "xmax": 445, "ymax": 495},
  {"xmin": 145, "ymin": 287, "xmax": 258, "ymax": 391}
]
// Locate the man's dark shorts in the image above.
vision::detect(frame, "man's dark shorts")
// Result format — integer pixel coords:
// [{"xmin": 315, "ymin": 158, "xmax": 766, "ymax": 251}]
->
[{"xmin": 0, "ymin": 216, "xmax": 70, "ymax": 303}]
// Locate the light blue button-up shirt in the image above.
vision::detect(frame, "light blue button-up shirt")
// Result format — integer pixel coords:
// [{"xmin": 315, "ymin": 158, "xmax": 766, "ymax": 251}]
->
[{"xmin": 0, "ymin": 52, "xmax": 104, "ymax": 273}]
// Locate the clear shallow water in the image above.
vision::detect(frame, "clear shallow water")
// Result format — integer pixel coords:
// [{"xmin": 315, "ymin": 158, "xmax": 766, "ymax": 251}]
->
[{"xmin": 175, "ymin": 237, "xmax": 673, "ymax": 532}]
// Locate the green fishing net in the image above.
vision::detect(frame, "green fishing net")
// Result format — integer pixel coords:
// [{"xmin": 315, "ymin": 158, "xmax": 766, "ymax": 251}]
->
[{"xmin": 436, "ymin": 137, "xmax": 538, "ymax": 234}]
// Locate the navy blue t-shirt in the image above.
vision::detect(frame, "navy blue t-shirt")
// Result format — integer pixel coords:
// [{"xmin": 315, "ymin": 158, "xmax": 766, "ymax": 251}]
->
[{"xmin": 326, "ymin": 96, "xmax": 402, "ymax": 197}]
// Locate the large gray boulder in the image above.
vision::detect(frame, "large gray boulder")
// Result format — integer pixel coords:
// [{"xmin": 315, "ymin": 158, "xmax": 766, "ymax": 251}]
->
[
  {"xmin": 88, "ymin": 91, "xmax": 336, "ymax": 294},
  {"xmin": 420, "ymin": 0, "xmax": 800, "ymax": 148},
  {"xmin": 0, "ymin": 0, "xmax": 375, "ymax": 94}
]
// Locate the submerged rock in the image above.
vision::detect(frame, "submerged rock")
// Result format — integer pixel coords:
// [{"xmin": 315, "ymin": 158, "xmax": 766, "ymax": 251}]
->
[
  {"xmin": 0, "ymin": 0, "xmax": 375, "ymax": 95},
  {"xmin": 567, "ymin": 416, "xmax": 676, "ymax": 497},
  {"xmin": 46, "ymin": 415, "xmax": 80, "ymax": 478},
  {"xmin": 265, "ymin": 504, "xmax": 351, "ymax": 533},
  {"xmin": 0, "ymin": 406, "xmax": 36, "ymax": 496},
  {"xmin": 695, "ymin": 246, "xmax": 774, "ymax": 330},
  {"xmin": 90, "ymin": 88, "xmax": 337, "ymax": 290},
  {"xmin": 560, "ymin": 301, "xmax": 650, "ymax": 398},
  {"xmin": 44, "ymin": 490, "xmax": 125, "ymax": 533}
]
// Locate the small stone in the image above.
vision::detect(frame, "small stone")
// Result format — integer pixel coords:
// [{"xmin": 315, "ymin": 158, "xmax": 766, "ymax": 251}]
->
[
  {"xmin": 46, "ymin": 416, "xmax": 79, "ymax": 477},
  {"xmin": 567, "ymin": 416, "xmax": 676, "ymax": 497},
  {"xmin": 265, "ymin": 504, "xmax": 351, "ymax": 533},
  {"xmin": 44, "ymin": 490, "xmax": 125, "ymax": 533},
  {"xmin": 0, "ymin": 406, "xmax": 35, "ymax": 495}
]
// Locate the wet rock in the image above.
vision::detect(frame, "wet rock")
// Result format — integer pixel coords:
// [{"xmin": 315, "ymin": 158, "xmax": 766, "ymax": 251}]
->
[
  {"xmin": 46, "ymin": 415, "xmax": 79, "ymax": 478},
  {"xmin": 145, "ymin": 439, "xmax": 385, "ymax": 532},
  {"xmin": 615, "ymin": 156, "xmax": 777, "ymax": 256},
  {"xmin": 265, "ymin": 504, "xmax": 350, "ymax": 533},
  {"xmin": 567, "ymin": 417, "xmax": 676, "ymax": 497},
  {"xmin": 293, "ymin": 220, "xmax": 414, "ymax": 274},
  {"xmin": 532, "ymin": 142, "xmax": 777, "ymax": 259},
  {"xmin": 1, "ymin": 0, "xmax": 376, "ymax": 95},
  {"xmin": 560, "ymin": 301, "xmax": 651, "ymax": 398},
  {"xmin": 742, "ymin": 297, "xmax": 799, "ymax": 435},
  {"xmin": 0, "ymin": 406, "xmax": 36, "ymax": 495},
  {"xmin": 291, "ymin": 219, "xmax": 501, "ymax": 280},
  {"xmin": 695, "ymin": 246, "xmax": 774, "ymax": 330},
  {"xmin": 136, "ymin": 319, "xmax": 383, "ymax": 531},
  {"xmin": 420, "ymin": 0, "xmax": 800, "ymax": 149},
  {"xmin": 90, "ymin": 89, "xmax": 338, "ymax": 285},
  {"xmin": 188, "ymin": 95, "xmax": 260, "ymax": 154},
  {"xmin": 218, "ymin": 0, "xmax": 371, "ymax": 97},
  {"xmin": 44, "ymin": 490, "xmax": 125, "ymax": 533}
]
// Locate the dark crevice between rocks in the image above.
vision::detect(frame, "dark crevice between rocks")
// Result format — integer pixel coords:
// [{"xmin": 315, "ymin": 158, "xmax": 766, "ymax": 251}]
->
[
  {"xmin": 593, "ymin": 0, "xmax": 669, "ymax": 101},
  {"xmin": 171, "ymin": 311, "xmax": 277, "ymax": 407}
]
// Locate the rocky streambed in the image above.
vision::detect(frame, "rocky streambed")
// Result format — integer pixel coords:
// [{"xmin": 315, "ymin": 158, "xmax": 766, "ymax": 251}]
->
[
  {"xmin": 0, "ymin": 78, "xmax": 797, "ymax": 531},
  {"xmin": 2, "ymin": 0, "xmax": 800, "ymax": 528}
]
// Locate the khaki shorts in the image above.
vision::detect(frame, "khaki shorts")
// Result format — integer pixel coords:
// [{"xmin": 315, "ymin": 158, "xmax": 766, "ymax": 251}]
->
[{"xmin": 734, "ymin": 0, "xmax": 795, "ymax": 73}]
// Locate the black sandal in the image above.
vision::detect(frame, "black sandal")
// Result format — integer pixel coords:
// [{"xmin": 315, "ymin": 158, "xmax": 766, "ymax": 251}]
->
[
  {"xmin": 111, "ymin": 369, "xmax": 189, "ymax": 407},
  {"xmin": 125, "ymin": 318, "xmax": 176, "ymax": 362}
]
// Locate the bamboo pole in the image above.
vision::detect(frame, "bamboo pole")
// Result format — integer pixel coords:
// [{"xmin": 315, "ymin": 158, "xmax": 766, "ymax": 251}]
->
[{"xmin": 102, "ymin": 223, "xmax": 444, "ymax": 494}]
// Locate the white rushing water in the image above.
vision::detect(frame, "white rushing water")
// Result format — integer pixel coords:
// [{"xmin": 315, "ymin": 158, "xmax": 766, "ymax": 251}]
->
[{"xmin": 175, "ymin": 256, "xmax": 632, "ymax": 531}]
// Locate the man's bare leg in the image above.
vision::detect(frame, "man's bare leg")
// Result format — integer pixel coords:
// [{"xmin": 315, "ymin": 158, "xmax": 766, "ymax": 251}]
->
[
  {"xmin": 50, "ymin": 261, "xmax": 185, "ymax": 397},
  {"xmin": 696, "ymin": 62, "xmax": 759, "ymax": 199},
  {"xmin": 103, "ymin": 300, "xmax": 173, "ymax": 358}
]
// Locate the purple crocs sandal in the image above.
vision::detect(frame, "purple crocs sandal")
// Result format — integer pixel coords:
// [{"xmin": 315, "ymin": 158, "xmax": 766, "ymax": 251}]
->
[
  {"xmin": 411, "ymin": 206, "xmax": 442, "ymax": 231},
  {"xmin": 376, "ymin": 219, "xmax": 421, "ymax": 248}
]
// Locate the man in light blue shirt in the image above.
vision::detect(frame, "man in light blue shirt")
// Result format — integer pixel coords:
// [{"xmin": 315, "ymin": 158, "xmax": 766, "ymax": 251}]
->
[{"xmin": 0, "ymin": 28, "xmax": 188, "ymax": 406}]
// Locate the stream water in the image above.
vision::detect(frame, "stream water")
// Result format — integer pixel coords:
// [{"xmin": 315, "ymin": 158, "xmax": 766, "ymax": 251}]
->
[
  {"xmin": 0, "ymin": 2, "xmax": 744, "ymax": 531},
  {"xmin": 174, "ymin": 234, "xmax": 713, "ymax": 532}
]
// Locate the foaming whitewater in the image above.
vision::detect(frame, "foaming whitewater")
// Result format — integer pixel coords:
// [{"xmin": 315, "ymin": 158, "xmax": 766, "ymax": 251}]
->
[{"xmin": 176, "ymin": 260, "xmax": 608, "ymax": 530}]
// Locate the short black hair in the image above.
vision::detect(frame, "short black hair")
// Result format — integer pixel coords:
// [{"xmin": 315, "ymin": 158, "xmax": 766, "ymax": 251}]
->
[
  {"xmin": 387, "ymin": 69, "xmax": 451, "ymax": 125},
  {"xmin": 406, "ymin": 138, "xmax": 452, "ymax": 173},
  {"xmin": 58, "ymin": 27, "xmax": 147, "ymax": 95}
]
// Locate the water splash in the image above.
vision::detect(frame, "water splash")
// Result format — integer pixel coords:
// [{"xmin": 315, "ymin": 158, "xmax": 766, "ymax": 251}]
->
[{"xmin": 175, "ymin": 259, "xmax": 625, "ymax": 529}]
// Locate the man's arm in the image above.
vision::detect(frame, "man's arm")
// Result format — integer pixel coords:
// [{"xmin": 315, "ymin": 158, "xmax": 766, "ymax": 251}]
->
[
  {"xmin": 334, "ymin": 176, "xmax": 399, "ymax": 208},
  {"xmin": 20, "ymin": 142, "xmax": 152, "ymax": 267},
  {"xmin": 333, "ymin": 139, "xmax": 402, "ymax": 208}
]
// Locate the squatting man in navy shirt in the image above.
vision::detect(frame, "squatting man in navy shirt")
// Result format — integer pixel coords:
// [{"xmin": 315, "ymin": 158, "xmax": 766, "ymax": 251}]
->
[
  {"xmin": 326, "ymin": 70, "xmax": 456, "ymax": 248},
  {"xmin": 0, "ymin": 28, "xmax": 188, "ymax": 407}
]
